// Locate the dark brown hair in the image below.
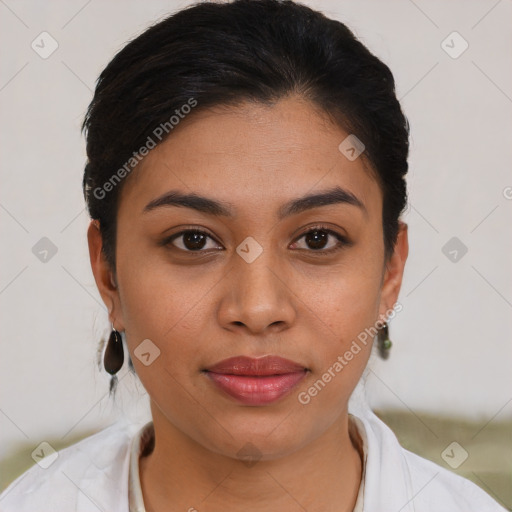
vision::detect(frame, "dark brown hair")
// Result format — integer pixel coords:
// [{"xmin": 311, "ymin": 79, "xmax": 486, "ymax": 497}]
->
[{"xmin": 82, "ymin": 0, "xmax": 409, "ymax": 280}]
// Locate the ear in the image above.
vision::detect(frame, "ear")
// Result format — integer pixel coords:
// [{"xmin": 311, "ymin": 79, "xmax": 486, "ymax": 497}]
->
[
  {"xmin": 378, "ymin": 221, "xmax": 409, "ymax": 320},
  {"xmin": 87, "ymin": 220, "xmax": 124, "ymax": 331}
]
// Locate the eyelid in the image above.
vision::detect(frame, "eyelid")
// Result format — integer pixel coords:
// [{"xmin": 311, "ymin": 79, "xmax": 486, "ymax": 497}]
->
[{"xmin": 294, "ymin": 223, "xmax": 348, "ymax": 241}]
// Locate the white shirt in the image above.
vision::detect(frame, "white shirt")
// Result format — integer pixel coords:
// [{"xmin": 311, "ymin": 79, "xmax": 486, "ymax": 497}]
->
[{"xmin": 0, "ymin": 406, "xmax": 506, "ymax": 511}]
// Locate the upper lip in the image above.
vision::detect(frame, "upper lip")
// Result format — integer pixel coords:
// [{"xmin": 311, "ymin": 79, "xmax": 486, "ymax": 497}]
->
[{"xmin": 205, "ymin": 355, "xmax": 307, "ymax": 376}]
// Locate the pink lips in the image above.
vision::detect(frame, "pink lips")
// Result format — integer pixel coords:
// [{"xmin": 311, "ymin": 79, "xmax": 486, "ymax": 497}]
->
[{"xmin": 204, "ymin": 355, "xmax": 307, "ymax": 406}]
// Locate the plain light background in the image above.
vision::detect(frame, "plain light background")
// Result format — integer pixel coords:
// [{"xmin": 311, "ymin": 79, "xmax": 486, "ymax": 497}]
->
[{"xmin": 1, "ymin": 0, "xmax": 511, "ymax": 483}]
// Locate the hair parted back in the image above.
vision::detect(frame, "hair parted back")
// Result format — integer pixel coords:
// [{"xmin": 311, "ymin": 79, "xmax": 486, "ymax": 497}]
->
[{"xmin": 82, "ymin": 0, "xmax": 409, "ymax": 276}]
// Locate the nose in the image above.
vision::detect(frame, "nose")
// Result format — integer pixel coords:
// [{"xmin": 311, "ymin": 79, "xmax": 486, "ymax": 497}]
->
[{"xmin": 217, "ymin": 248, "xmax": 297, "ymax": 336}]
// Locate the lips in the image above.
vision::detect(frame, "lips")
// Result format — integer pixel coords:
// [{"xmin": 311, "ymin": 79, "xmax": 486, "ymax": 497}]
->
[{"xmin": 204, "ymin": 356, "xmax": 308, "ymax": 406}]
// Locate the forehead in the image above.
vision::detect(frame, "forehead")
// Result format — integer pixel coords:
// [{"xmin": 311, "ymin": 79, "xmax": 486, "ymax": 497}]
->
[{"xmin": 118, "ymin": 96, "xmax": 382, "ymax": 220}]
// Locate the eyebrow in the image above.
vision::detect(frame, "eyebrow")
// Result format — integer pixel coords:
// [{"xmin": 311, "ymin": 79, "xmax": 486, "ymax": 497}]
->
[{"xmin": 143, "ymin": 185, "xmax": 367, "ymax": 219}]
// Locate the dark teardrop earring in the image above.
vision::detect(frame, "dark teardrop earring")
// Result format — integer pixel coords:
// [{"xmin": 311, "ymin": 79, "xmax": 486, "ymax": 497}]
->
[
  {"xmin": 104, "ymin": 324, "xmax": 124, "ymax": 395},
  {"xmin": 377, "ymin": 322, "xmax": 392, "ymax": 360}
]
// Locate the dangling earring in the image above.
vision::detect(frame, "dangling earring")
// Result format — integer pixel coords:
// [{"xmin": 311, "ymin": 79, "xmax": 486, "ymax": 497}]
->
[
  {"xmin": 104, "ymin": 323, "xmax": 124, "ymax": 394},
  {"xmin": 377, "ymin": 321, "xmax": 392, "ymax": 360}
]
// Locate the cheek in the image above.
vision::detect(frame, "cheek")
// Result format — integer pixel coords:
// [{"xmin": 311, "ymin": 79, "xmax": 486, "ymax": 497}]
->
[
  {"xmin": 292, "ymin": 244, "xmax": 383, "ymax": 390},
  {"xmin": 115, "ymin": 240, "xmax": 221, "ymax": 372},
  {"xmin": 304, "ymin": 276, "xmax": 379, "ymax": 380},
  {"xmin": 295, "ymin": 251, "xmax": 383, "ymax": 339},
  {"xmin": 293, "ymin": 270, "xmax": 379, "ymax": 419}
]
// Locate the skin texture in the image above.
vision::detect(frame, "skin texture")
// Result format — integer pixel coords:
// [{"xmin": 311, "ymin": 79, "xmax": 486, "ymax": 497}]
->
[{"xmin": 88, "ymin": 94, "xmax": 408, "ymax": 512}]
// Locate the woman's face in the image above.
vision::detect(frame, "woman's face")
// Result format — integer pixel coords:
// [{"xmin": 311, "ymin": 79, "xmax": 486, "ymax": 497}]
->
[{"xmin": 89, "ymin": 95, "xmax": 408, "ymax": 460}]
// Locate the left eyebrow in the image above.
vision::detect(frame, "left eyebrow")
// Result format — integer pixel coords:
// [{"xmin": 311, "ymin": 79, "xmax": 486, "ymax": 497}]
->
[
  {"xmin": 277, "ymin": 185, "xmax": 367, "ymax": 219},
  {"xmin": 142, "ymin": 185, "xmax": 367, "ymax": 218}
]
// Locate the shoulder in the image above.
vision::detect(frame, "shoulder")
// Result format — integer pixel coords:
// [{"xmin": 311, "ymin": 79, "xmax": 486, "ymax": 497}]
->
[
  {"xmin": 0, "ymin": 420, "xmax": 141, "ymax": 512},
  {"xmin": 351, "ymin": 409, "xmax": 507, "ymax": 511}
]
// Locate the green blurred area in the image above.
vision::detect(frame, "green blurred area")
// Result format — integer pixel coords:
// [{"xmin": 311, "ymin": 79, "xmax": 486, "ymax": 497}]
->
[
  {"xmin": 375, "ymin": 410, "xmax": 512, "ymax": 511},
  {"xmin": 1, "ymin": 411, "xmax": 511, "ymax": 509}
]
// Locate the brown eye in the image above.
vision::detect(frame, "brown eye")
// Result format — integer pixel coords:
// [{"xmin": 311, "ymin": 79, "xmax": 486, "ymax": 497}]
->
[
  {"xmin": 291, "ymin": 226, "xmax": 349, "ymax": 254},
  {"xmin": 166, "ymin": 230, "xmax": 221, "ymax": 252},
  {"xmin": 181, "ymin": 231, "xmax": 207, "ymax": 250},
  {"xmin": 304, "ymin": 229, "xmax": 329, "ymax": 250}
]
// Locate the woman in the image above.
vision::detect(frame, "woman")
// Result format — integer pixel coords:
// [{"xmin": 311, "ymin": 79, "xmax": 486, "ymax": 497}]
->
[{"xmin": 0, "ymin": 0, "xmax": 506, "ymax": 510}]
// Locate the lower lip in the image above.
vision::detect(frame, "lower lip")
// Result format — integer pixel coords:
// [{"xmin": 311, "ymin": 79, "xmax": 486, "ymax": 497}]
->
[{"xmin": 205, "ymin": 371, "xmax": 307, "ymax": 405}]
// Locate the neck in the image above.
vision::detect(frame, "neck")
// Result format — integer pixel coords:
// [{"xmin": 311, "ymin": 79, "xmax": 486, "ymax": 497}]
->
[{"xmin": 139, "ymin": 401, "xmax": 363, "ymax": 512}]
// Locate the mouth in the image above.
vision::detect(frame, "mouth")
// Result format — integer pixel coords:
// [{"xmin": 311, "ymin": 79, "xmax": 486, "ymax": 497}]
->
[{"xmin": 203, "ymin": 355, "xmax": 309, "ymax": 406}]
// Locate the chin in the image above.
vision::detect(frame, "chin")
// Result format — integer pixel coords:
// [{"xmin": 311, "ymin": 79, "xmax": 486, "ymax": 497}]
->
[{"xmin": 197, "ymin": 413, "xmax": 315, "ymax": 463}]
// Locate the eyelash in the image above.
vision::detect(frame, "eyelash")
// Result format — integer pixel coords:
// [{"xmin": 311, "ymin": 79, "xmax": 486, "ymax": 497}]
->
[{"xmin": 161, "ymin": 224, "xmax": 350, "ymax": 256}]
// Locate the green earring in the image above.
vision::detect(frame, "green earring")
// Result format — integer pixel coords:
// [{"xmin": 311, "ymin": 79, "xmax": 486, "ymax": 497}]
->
[{"xmin": 377, "ymin": 322, "xmax": 392, "ymax": 360}]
